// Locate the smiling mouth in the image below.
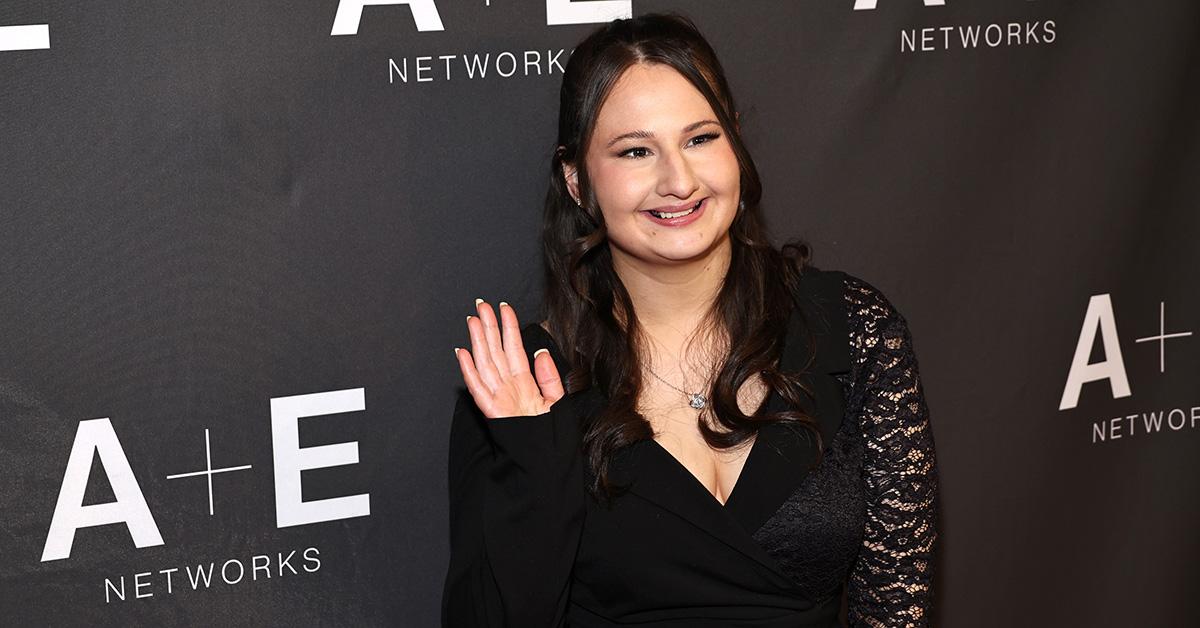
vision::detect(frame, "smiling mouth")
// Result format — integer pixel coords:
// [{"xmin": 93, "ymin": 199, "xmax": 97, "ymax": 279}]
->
[{"xmin": 646, "ymin": 198, "xmax": 703, "ymax": 219}]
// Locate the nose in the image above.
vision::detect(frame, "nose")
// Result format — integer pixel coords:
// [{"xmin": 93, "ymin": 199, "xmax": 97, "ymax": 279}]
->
[{"xmin": 655, "ymin": 145, "xmax": 700, "ymax": 201}]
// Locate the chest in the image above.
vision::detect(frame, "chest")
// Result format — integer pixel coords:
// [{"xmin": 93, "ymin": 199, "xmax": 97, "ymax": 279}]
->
[
  {"xmin": 638, "ymin": 373, "xmax": 771, "ymax": 506},
  {"xmin": 566, "ymin": 394, "xmax": 863, "ymax": 619}
]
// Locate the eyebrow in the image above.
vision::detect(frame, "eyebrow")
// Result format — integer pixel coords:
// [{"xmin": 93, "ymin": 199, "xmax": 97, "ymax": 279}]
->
[{"xmin": 604, "ymin": 119, "xmax": 721, "ymax": 149}]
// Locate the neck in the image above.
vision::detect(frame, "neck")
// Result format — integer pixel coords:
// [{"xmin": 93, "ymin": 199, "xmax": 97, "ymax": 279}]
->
[{"xmin": 610, "ymin": 233, "xmax": 732, "ymax": 352}]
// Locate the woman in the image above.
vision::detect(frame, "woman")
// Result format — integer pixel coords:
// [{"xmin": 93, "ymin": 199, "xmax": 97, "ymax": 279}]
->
[{"xmin": 443, "ymin": 12, "xmax": 938, "ymax": 628}]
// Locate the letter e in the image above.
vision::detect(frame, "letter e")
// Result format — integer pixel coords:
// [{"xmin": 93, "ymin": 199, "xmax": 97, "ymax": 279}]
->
[
  {"xmin": 271, "ymin": 388, "xmax": 371, "ymax": 527},
  {"xmin": 546, "ymin": 0, "xmax": 631, "ymax": 26},
  {"xmin": 853, "ymin": 0, "xmax": 947, "ymax": 11}
]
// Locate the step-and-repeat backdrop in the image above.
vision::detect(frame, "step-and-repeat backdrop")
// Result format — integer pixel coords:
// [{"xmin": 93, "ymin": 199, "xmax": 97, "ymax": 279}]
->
[{"xmin": 2, "ymin": 1, "xmax": 1197, "ymax": 626}]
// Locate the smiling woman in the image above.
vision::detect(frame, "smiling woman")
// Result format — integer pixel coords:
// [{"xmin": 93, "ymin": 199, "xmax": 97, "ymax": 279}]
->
[
  {"xmin": 443, "ymin": 11, "xmax": 939, "ymax": 628},
  {"xmin": 560, "ymin": 56, "xmax": 743, "ymax": 271}
]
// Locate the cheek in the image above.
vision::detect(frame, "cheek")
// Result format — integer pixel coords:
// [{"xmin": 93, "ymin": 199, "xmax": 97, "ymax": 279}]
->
[
  {"xmin": 692, "ymin": 155, "xmax": 740, "ymax": 204},
  {"xmin": 713, "ymin": 148, "xmax": 741, "ymax": 189},
  {"xmin": 591, "ymin": 162, "xmax": 651, "ymax": 207}
]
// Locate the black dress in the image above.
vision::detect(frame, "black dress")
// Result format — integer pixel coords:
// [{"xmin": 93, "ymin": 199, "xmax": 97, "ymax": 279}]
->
[{"xmin": 442, "ymin": 268, "xmax": 939, "ymax": 627}]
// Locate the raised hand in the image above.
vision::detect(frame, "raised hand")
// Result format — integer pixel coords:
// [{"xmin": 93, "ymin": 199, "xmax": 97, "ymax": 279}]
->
[{"xmin": 454, "ymin": 298, "xmax": 565, "ymax": 419}]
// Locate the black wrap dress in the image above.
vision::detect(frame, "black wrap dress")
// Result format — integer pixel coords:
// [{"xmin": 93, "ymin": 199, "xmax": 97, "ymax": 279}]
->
[{"xmin": 442, "ymin": 267, "xmax": 939, "ymax": 627}]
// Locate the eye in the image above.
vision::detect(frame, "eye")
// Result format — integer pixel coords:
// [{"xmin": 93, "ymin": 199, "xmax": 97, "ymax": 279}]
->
[{"xmin": 615, "ymin": 133, "xmax": 722, "ymax": 160}]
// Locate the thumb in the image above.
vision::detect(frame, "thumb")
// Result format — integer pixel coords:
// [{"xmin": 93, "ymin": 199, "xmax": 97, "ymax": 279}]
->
[{"xmin": 532, "ymin": 348, "xmax": 565, "ymax": 405}]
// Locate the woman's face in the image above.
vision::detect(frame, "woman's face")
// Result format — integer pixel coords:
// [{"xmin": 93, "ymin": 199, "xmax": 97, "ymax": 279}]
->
[{"xmin": 564, "ymin": 62, "xmax": 741, "ymax": 270}]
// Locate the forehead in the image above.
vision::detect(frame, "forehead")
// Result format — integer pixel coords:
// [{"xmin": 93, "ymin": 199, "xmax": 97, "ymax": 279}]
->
[{"xmin": 594, "ymin": 63, "xmax": 716, "ymax": 134}]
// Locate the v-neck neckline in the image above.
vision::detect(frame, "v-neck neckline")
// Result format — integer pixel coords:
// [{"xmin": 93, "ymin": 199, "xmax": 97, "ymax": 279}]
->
[
  {"xmin": 644, "ymin": 385, "xmax": 783, "ymax": 511},
  {"xmin": 646, "ymin": 432, "xmax": 756, "ymax": 510}
]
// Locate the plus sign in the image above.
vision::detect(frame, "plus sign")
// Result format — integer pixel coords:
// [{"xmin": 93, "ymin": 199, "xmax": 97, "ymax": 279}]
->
[
  {"xmin": 166, "ymin": 428, "xmax": 253, "ymax": 515},
  {"xmin": 1134, "ymin": 301, "xmax": 1193, "ymax": 373}
]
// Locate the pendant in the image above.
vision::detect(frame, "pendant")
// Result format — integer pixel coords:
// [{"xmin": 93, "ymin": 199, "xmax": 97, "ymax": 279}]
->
[{"xmin": 688, "ymin": 393, "xmax": 707, "ymax": 410}]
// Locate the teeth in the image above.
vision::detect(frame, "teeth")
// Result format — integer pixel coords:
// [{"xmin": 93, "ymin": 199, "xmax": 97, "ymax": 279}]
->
[{"xmin": 649, "ymin": 200, "xmax": 702, "ymax": 220}]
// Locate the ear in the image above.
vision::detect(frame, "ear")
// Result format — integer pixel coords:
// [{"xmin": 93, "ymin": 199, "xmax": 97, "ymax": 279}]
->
[{"xmin": 560, "ymin": 159, "xmax": 581, "ymax": 206}]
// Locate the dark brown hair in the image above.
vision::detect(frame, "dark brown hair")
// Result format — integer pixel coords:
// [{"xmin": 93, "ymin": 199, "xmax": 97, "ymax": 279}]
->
[{"xmin": 541, "ymin": 11, "xmax": 820, "ymax": 504}]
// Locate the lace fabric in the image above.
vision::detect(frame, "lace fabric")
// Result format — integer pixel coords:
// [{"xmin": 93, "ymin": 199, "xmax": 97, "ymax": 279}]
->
[
  {"xmin": 843, "ymin": 274, "xmax": 939, "ymax": 626},
  {"xmin": 751, "ymin": 273, "xmax": 939, "ymax": 626}
]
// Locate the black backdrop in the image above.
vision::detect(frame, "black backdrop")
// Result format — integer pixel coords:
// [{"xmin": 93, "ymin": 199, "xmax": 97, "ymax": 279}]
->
[{"xmin": 2, "ymin": 1, "xmax": 1198, "ymax": 626}]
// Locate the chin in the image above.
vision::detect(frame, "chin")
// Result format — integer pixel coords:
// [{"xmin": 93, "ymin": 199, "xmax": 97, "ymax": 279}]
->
[{"xmin": 653, "ymin": 238, "xmax": 726, "ymax": 263}]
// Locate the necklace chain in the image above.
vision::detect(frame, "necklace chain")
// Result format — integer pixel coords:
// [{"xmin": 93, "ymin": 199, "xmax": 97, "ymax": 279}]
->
[{"xmin": 645, "ymin": 363, "xmax": 710, "ymax": 410}]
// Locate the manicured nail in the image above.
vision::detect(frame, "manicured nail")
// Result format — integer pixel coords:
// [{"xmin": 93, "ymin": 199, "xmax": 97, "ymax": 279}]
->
[
  {"xmin": 533, "ymin": 348, "xmax": 548, "ymax": 358},
  {"xmin": 475, "ymin": 298, "xmax": 484, "ymax": 306},
  {"xmin": 466, "ymin": 315, "xmax": 473, "ymax": 322},
  {"xmin": 499, "ymin": 301, "xmax": 509, "ymax": 309},
  {"xmin": 453, "ymin": 347, "xmax": 460, "ymax": 357}
]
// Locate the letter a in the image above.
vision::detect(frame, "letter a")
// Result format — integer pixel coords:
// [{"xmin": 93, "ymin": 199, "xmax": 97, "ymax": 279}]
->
[
  {"xmin": 1059, "ymin": 294, "xmax": 1132, "ymax": 411},
  {"xmin": 330, "ymin": 0, "xmax": 444, "ymax": 36},
  {"xmin": 41, "ymin": 418, "xmax": 164, "ymax": 561}
]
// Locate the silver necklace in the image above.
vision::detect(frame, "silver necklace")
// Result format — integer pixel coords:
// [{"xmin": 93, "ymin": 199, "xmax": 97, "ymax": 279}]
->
[{"xmin": 645, "ymin": 364, "xmax": 710, "ymax": 410}]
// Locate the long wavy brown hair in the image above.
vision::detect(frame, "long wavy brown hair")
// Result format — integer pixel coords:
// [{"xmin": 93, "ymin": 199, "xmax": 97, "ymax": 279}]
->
[{"xmin": 541, "ymin": 12, "xmax": 821, "ymax": 504}]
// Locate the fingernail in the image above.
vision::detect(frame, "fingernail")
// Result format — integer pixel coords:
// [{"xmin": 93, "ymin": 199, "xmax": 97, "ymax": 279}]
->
[
  {"xmin": 466, "ymin": 315, "xmax": 473, "ymax": 322},
  {"xmin": 475, "ymin": 298, "xmax": 484, "ymax": 306},
  {"xmin": 533, "ymin": 348, "xmax": 548, "ymax": 358},
  {"xmin": 453, "ymin": 347, "xmax": 460, "ymax": 357},
  {"xmin": 499, "ymin": 301, "xmax": 509, "ymax": 308}
]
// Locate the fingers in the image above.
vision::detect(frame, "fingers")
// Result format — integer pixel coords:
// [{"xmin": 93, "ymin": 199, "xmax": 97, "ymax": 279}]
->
[
  {"xmin": 497, "ymin": 302, "xmax": 548, "ymax": 405},
  {"xmin": 532, "ymin": 348, "xmax": 566, "ymax": 404},
  {"xmin": 474, "ymin": 299, "xmax": 508, "ymax": 377},
  {"xmin": 466, "ymin": 314, "xmax": 501, "ymax": 393},
  {"xmin": 461, "ymin": 298, "xmax": 563, "ymax": 416},
  {"xmin": 454, "ymin": 346, "xmax": 494, "ymax": 417},
  {"xmin": 497, "ymin": 302, "xmax": 531, "ymax": 377}
]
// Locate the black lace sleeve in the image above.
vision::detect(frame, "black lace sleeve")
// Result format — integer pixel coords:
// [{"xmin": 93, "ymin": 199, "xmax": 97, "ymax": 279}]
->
[{"xmin": 842, "ymin": 274, "xmax": 940, "ymax": 627}]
